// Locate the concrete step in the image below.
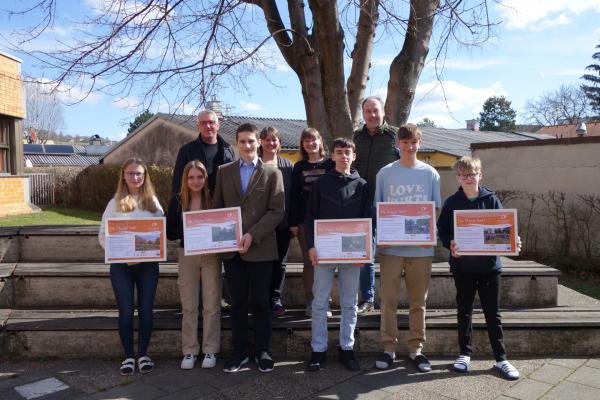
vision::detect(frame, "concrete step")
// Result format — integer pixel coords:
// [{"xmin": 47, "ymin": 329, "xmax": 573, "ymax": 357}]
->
[
  {"xmin": 2, "ymin": 287, "xmax": 599, "ymax": 359},
  {"xmin": 0, "ymin": 259, "xmax": 559, "ymax": 309},
  {"xmin": 1, "ymin": 224, "xmax": 451, "ymax": 264}
]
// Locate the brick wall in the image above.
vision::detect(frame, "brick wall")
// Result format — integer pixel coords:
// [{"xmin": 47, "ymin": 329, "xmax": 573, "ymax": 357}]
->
[
  {"xmin": 0, "ymin": 176, "xmax": 35, "ymax": 217},
  {"xmin": 0, "ymin": 52, "xmax": 24, "ymax": 119}
]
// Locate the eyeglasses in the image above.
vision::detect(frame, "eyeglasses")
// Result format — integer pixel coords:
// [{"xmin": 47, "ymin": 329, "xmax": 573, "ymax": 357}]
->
[
  {"xmin": 125, "ymin": 172, "xmax": 145, "ymax": 178},
  {"xmin": 458, "ymin": 173, "xmax": 479, "ymax": 179}
]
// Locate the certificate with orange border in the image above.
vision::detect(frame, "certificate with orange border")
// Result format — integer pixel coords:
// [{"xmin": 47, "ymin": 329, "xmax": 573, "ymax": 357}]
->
[
  {"xmin": 314, "ymin": 219, "xmax": 373, "ymax": 264},
  {"xmin": 376, "ymin": 202, "xmax": 437, "ymax": 246},
  {"xmin": 183, "ymin": 207, "xmax": 243, "ymax": 255},
  {"xmin": 105, "ymin": 217, "xmax": 167, "ymax": 263},
  {"xmin": 453, "ymin": 209, "xmax": 519, "ymax": 256}
]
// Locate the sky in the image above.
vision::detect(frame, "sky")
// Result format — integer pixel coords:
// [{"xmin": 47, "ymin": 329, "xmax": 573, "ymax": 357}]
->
[{"xmin": 1, "ymin": 0, "xmax": 599, "ymax": 141}]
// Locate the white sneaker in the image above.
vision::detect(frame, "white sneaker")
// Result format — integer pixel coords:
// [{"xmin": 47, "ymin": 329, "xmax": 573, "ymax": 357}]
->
[
  {"xmin": 326, "ymin": 310, "xmax": 333, "ymax": 318},
  {"xmin": 180, "ymin": 354, "xmax": 196, "ymax": 370},
  {"xmin": 202, "ymin": 353, "xmax": 217, "ymax": 369},
  {"xmin": 494, "ymin": 360, "xmax": 520, "ymax": 380}
]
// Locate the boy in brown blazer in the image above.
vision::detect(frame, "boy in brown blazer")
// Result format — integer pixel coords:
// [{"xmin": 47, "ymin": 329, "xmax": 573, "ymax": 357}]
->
[{"xmin": 212, "ymin": 123, "xmax": 284, "ymax": 373}]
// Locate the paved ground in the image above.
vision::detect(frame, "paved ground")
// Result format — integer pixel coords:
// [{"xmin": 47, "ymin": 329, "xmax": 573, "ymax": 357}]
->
[{"xmin": 1, "ymin": 355, "xmax": 599, "ymax": 400}]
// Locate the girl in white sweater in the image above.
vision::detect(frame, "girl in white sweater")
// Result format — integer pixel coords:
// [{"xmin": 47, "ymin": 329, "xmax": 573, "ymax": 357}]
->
[{"xmin": 98, "ymin": 158, "xmax": 164, "ymax": 375}]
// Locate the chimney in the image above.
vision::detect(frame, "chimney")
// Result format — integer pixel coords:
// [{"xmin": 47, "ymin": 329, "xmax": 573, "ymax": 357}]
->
[
  {"xmin": 576, "ymin": 122, "xmax": 587, "ymax": 137},
  {"xmin": 90, "ymin": 134, "xmax": 102, "ymax": 145},
  {"xmin": 466, "ymin": 119, "xmax": 480, "ymax": 131},
  {"xmin": 206, "ymin": 99, "xmax": 223, "ymax": 117}
]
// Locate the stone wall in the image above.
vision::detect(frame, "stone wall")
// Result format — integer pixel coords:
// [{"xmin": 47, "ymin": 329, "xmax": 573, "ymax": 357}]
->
[{"xmin": 472, "ymin": 136, "xmax": 600, "ymax": 259}]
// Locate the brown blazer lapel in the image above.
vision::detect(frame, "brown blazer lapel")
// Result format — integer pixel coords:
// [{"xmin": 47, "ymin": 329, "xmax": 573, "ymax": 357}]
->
[{"xmin": 229, "ymin": 161, "xmax": 243, "ymax": 200}]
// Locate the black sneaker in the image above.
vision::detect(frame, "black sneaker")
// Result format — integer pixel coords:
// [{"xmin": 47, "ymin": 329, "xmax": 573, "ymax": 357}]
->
[
  {"xmin": 222, "ymin": 354, "xmax": 249, "ymax": 373},
  {"xmin": 375, "ymin": 352, "xmax": 395, "ymax": 370},
  {"xmin": 410, "ymin": 353, "xmax": 432, "ymax": 372},
  {"xmin": 255, "ymin": 351, "xmax": 275, "ymax": 373},
  {"xmin": 357, "ymin": 301, "xmax": 374, "ymax": 315},
  {"xmin": 307, "ymin": 351, "xmax": 327, "ymax": 372},
  {"xmin": 338, "ymin": 348, "xmax": 360, "ymax": 371}
]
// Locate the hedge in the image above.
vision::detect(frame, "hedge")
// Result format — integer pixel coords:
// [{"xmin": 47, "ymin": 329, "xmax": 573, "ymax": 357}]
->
[{"xmin": 74, "ymin": 164, "xmax": 173, "ymax": 212}]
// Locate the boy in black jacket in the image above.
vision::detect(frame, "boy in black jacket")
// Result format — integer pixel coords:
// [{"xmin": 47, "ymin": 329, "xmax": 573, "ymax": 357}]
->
[
  {"xmin": 437, "ymin": 156, "xmax": 520, "ymax": 380},
  {"xmin": 304, "ymin": 137, "xmax": 370, "ymax": 372}
]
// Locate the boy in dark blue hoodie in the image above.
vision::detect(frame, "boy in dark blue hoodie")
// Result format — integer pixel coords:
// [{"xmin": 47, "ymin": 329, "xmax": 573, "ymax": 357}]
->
[{"xmin": 437, "ymin": 156, "xmax": 520, "ymax": 380}]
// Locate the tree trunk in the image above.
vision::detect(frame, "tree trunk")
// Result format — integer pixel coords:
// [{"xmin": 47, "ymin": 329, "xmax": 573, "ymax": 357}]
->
[
  {"xmin": 347, "ymin": 0, "xmax": 379, "ymax": 127},
  {"xmin": 308, "ymin": 0, "xmax": 353, "ymax": 140},
  {"xmin": 258, "ymin": 0, "xmax": 328, "ymax": 137},
  {"xmin": 385, "ymin": 0, "xmax": 439, "ymax": 126}
]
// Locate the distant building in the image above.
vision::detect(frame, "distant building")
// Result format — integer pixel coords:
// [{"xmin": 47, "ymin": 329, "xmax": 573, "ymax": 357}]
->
[
  {"xmin": 536, "ymin": 122, "xmax": 600, "ymax": 139},
  {"xmin": 100, "ymin": 113, "xmax": 306, "ymax": 165},
  {"xmin": 23, "ymin": 139, "xmax": 111, "ymax": 167},
  {"xmin": 101, "ymin": 113, "xmax": 552, "ymax": 168}
]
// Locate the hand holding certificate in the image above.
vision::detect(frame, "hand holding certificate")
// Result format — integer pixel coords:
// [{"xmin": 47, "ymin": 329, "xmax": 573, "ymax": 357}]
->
[
  {"xmin": 376, "ymin": 202, "xmax": 437, "ymax": 246},
  {"xmin": 453, "ymin": 209, "xmax": 519, "ymax": 256},
  {"xmin": 314, "ymin": 218, "xmax": 372, "ymax": 264},
  {"xmin": 182, "ymin": 207, "xmax": 243, "ymax": 255},
  {"xmin": 105, "ymin": 217, "xmax": 167, "ymax": 263}
]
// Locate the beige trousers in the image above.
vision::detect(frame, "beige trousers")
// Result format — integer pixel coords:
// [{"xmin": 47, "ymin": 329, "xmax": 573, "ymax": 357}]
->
[
  {"xmin": 379, "ymin": 254, "xmax": 432, "ymax": 353},
  {"xmin": 177, "ymin": 247, "xmax": 221, "ymax": 355}
]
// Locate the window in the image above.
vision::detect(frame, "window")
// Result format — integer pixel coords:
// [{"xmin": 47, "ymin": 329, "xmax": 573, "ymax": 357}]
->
[{"xmin": 0, "ymin": 118, "xmax": 10, "ymax": 173}]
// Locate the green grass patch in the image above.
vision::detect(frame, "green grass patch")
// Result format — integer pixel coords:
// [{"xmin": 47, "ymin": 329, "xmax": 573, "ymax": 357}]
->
[
  {"xmin": 560, "ymin": 273, "xmax": 600, "ymax": 301},
  {"xmin": 0, "ymin": 206, "xmax": 101, "ymax": 227}
]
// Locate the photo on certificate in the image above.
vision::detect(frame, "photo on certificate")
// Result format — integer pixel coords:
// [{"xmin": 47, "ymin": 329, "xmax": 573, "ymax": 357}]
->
[
  {"xmin": 105, "ymin": 217, "xmax": 167, "ymax": 263},
  {"xmin": 453, "ymin": 209, "xmax": 519, "ymax": 256},
  {"xmin": 376, "ymin": 202, "xmax": 437, "ymax": 246},
  {"xmin": 314, "ymin": 218, "xmax": 373, "ymax": 264},
  {"xmin": 183, "ymin": 207, "xmax": 243, "ymax": 255}
]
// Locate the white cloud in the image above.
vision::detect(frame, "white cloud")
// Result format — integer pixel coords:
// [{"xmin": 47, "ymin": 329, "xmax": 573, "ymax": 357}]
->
[
  {"xmin": 113, "ymin": 96, "xmax": 140, "ymax": 109},
  {"xmin": 552, "ymin": 68, "xmax": 587, "ymax": 76},
  {"xmin": 27, "ymin": 77, "xmax": 104, "ymax": 104},
  {"xmin": 240, "ymin": 101, "xmax": 263, "ymax": 111},
  {"xmin": 412, "ymin": 80, "xmax": 506, "ymax": 114},
  {"xmin": 441, "ymin": 58, "xmax": 504, "ymax": 71},
  {"xmin": 371, "ymin": 56, "xmax": 395, "ymax": 67},
  {"xmin": 408, "ymin": 114, "xmax": 457, "ymax": 128},
  {"xmin": 496, "ymin": 0, "xmax": 600, "ymax": 30}
]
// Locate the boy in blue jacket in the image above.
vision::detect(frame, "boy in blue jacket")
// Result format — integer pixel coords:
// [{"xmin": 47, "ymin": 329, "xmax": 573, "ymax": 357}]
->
[{"xmin": 437, "ymin": 156, "xmax": 520, "ymax": 380}]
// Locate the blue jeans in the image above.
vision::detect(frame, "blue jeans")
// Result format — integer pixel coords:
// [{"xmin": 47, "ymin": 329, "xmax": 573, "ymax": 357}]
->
[
  {"xmin": 359, "ymin": 238, "xmax": 376, "ymax": 302},
  {"xmin": 311, "ymin": 264, "xmax": 360, "ymax": 352},
  {"xmin": 110, "ymin": 262, "xmax": 159, "ymax": 358},
  {"xmin": 359, "ymin": 263, "xmax": 375, "ymax": 303}
]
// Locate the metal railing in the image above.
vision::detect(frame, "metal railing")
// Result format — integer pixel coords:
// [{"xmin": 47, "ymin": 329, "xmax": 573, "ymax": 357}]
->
[{"xmin": 25, "ymin": 172, "xmax": 54, "ymax": 206}]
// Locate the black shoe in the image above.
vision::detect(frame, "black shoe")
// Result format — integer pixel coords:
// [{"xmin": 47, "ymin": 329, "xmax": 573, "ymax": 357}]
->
[
  {"xmin": 375, "ymin": 352, "xmax": 395, "ymax": 370},
  {"xmin": 338, "ymin": 348, "xmax": 360, "ymax": 371},
  {"xmin": 410, "ymin": 353, "xmax": 432, "ymax": 372},
  {"xmin": 255, "ymin": 351, "xmax": 275, "ymax": 373},
  {"xmin": 307, "ymin": 351, "xmax": 327, "ymax": 372},
  {"xmin": 357, "ymin": 301, "xmax": 374, "ymax": 315},
  {"xmin": 222, "ymin": 354, "xmax": 249, "ymax": 373}
]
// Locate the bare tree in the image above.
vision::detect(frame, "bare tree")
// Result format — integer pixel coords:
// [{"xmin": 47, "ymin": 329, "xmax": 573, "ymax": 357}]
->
[
  {"xmin": 524, "ymin": 84, "xmax": 592, "ymax": 126},
  {"xmin": 23, "ymin": 79, "xmax": 65, "ymax": 143},
  {"xmin": 5, "ymin": 0, "xmax": 496, "ymax": 141}
]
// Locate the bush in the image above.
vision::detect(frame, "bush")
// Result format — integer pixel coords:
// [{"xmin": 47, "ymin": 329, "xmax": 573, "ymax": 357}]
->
[
  {"xmin": 73, "ymin": 164, "xmax": 173, "ymax": 212},
  {"xmin": 25, "ymin": 166, "xmax": 84, "ymax": 207}
]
